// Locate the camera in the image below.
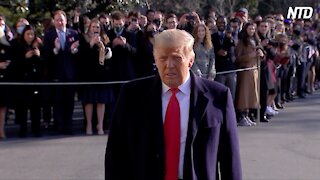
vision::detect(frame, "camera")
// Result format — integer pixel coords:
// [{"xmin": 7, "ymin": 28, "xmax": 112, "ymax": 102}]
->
[
  {"xmin": 131, "ymin": 18, "xmax": 137, "ymax": 22},
  {"xmin": 186, "ymin": 14, "xmax": 194, "ymax": 21},
  {"xmin": 226, "ymin": 24, "xmax": 232, "ymax": 33}
]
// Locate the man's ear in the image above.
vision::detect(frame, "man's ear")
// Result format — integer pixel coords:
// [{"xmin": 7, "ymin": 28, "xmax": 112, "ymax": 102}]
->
[{"xmin": 188, "ymin": 52, "xmax": 195, "ymax": 68}]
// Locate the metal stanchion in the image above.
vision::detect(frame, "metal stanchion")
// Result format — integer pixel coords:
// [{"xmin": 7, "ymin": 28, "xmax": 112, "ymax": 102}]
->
[{"xmin": 257, "ymin": 57, "xmax": 261, "ymax": 125}]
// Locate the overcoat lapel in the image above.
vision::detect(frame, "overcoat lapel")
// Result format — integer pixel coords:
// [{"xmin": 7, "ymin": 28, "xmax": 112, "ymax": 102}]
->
[
  {"xmin": 145, "ymin": 75, "xmax": 165, "ymax": 176},
  {"xmin": 183, "ymin": 73, "xmax": 211, "ymax": 180}
]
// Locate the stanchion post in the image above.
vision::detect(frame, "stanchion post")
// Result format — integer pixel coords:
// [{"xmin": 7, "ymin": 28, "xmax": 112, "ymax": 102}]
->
[{"xmin": 257, "ymin": 56, "xmax": 261, "ymax": 125}]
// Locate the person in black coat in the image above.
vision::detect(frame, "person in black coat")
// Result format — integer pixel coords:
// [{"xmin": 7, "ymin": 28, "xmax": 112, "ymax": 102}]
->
[
  {"xmin": 12, "ymin": 25, "xmax": 45, "ymax": 137},
  {"xmin": 78, "ymin": 18, "xmax": 113, "ymax": 135},
  {"xmin": 0, "ymin": 14, "xmax": 13, "ymax": 139},
  {"xmin": 105, "ymin": 29, "xmax": 242, "ymax": 180},
  {"xmin": 136, "ymin": 22, "xmax": 158, "ymax": 78},
  {"xmin": 212, "ymin": 16, "xmax": 236, "ymax": 99}
]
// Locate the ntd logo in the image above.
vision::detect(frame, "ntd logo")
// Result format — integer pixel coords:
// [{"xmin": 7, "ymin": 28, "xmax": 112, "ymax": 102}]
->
[{"xmin": 287, "ymin": 7, "xmax": 314, "ymax": 19}]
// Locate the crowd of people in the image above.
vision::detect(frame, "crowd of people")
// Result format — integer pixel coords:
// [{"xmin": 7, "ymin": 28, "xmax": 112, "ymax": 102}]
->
[{"xmin": 0, "ymin": 7, "xmax": 319, "ymax": 139}]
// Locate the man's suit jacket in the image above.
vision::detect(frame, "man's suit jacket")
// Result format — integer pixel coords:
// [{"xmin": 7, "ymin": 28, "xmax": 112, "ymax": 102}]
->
[
  {"xmin": 43, "ymin": 28, "xmax": 79, "ymax": 81},
  {"xmin": 105, "ymin": 72, "xmax": 242, "ymax": 180},
  {"xmin": 212, "ymin": 32, "xmax": 236, "ymax": 72}
]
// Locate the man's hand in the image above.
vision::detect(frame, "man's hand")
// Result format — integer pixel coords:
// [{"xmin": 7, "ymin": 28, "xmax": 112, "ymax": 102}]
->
[
  {"xmin": 70, "ymin": 40, "xmax": 79, "ymax": 51},
  {"xmin": 0, "ymin": 60, "xmax": 10, "ymax": 70},
  {"xmin": 112, "ymin": 36, "xmax": 126, "ymax": 47},
  {"xmin": 217, "ymin": 49, "xmax": 228, "ymax": 56},
  {"xmin": 54, "ymin": 37, "xmax": 61, "ymax": 51}
]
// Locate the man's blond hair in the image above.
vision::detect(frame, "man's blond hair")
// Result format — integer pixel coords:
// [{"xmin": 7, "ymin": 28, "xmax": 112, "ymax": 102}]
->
[{"xmin": 154, "ymin": 29, "xmax": 195, "ymax": 58}]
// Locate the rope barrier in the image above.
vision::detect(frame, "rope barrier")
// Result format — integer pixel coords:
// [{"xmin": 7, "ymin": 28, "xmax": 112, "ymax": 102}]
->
[{"xmin": 0, "ymin": 66, "xmax": 259, "ymax": 86}]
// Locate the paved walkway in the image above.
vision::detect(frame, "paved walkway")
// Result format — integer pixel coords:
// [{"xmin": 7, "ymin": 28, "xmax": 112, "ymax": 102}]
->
[{"xmin": 0, "ymin": 91, "xmax": 320, "ymax": 180}]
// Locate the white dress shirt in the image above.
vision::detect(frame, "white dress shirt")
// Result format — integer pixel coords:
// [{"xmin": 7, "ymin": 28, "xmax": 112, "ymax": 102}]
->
[{"xmin": 162, "ymin": 72, "xmax": 191, "ymax": 179}]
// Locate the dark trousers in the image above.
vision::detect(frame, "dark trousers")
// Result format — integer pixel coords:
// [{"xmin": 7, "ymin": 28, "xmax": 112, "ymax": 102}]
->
[
  {"xmin": 53, "ymin": 86, "xmax": 75, "ymax": 133},
  {"xmin": 16, "ymin": 94, "xmax": 42, "ymax": 136},
  {"xmin": 296, "ymin": 62, "xmax": 306, "ymax": 96}
]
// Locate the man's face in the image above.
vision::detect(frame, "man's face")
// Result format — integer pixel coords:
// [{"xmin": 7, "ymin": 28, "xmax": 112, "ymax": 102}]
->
[
  {"xmin": 166, "ymin": 17, "xmax": 178, "ymax": 29},
  {"xmin": 54, "ymin": 13, "xmax": 67, "ymax": 31},
  {"xmin": 154, "ymin": 46, "xmax": 194, "ymax": 88},
  {"xmin": 147, "ymin": 12, "xmax": 155, "ymax": 22},
  {"xmin": 230, "ymin": 22, "xmax": 239, "ymax": 33},
  {"xmin": 217, "ymin": 18, "xmax": 226, "ymax": 32},
  {"xmin": 113, "ymin": 19, "xmax": 124, "ymax": 29},
  {"xmin": 153, "ymin": 13, "xmax": 163, "ymax": 29}
]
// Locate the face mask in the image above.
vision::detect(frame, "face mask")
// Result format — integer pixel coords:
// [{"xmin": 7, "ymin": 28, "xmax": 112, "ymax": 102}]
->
[
  {"xmin": 114, "ymin": 26, "xmax": 123, "ymax": 34},
  {"xmin": 153, "ymin": 19, "xmax": 161, "ymax": 27},
  {"xmin": 17, "ymin": 25, "xmax": 25, "ymax": 35}
]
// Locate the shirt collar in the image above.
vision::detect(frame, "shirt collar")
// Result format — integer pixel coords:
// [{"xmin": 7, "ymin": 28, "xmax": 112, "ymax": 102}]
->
[
  {"xmin": 162, "ymin": 72, "xmax": 191, "ymax": 96},
  {"xmin": 56, "ymin": 27, "xmax": 66, "ymax": 33}
]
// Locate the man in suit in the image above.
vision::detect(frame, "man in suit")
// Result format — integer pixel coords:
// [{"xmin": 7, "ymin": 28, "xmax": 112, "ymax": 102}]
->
[
  {"xmin": 212, "ymin": 16, "xmax": 237, "ymax": 100},
  {"xmin": 105, "ymin": 29, "xmax": 242, "ymax": 180},
  {"xmin": 43, "ymin": 10, "xmax": 79, "ymax": 134}
]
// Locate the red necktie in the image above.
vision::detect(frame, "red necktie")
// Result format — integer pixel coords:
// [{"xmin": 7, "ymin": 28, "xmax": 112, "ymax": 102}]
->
[{"xmin": 164, "ymin": 88, "xmax": 180, "ymax": 180}]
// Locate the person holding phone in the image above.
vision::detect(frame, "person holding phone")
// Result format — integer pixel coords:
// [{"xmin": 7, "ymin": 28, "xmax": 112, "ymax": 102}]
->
[
  {"xmin": 11, "ymin": 25, "xmax": 45, "ymax": 137},
  {"xmin": 78, "ymin": 18, "xmax": 112, "ymax": 135}
]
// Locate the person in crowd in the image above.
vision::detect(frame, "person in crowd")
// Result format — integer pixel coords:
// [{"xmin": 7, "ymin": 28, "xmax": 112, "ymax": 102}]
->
[
  {"xmin": 273, "ymin": 33, "xmax": 290, "ymax": 110},
  {"xmin": 191, "ymin": 23, "xmax": 216, "ymax": 80},
  {"xmin": 14, "ymin": 18, "xmax": 29, "ymax": 39},
  {"xmin": 146, "ymin": 9, "xmax": 155, "ymax": 23},
  {"xmin": 153, "ymin": 11, "xmax": 165, "ymax": 32},
  {"xmin": 107, "ymin": 11, "xmax": 137, "ymax": 81},
  {"xmin": 0, "ymin": 14, "xmax": 13, "ymax": 139},
  {"xmin": 274, "ymin": 22, "xmax": 285, "ymax": 35},
  {"xmin": 234, "ymin": 8, "xmax": 249, "ymax": 31},
  {"xmin": 212, "ymin": 16, "xmax": 237, "ymax": 99},
  {"xmin": 136, "ymin": 22, "xmax": 158, "ymax": 77},
  {"xmin": 205, "ymin": 18, "xmax": 217, "ymax": 35},
  {"xmin": 0, "ymin": 14, "xmax": 13, "ymax": 43},
  {"xmin": 107, "ymin": 10, "xmax": 137, "ymax": 104},
  {"xmin": 235, "ymin": 22, "xmax": 265, "ymax": 126},
  {"xmin": 12, "ymin": 25, "xmax": 45, "ymax": 137},
  {"xmin": 206, "ymin": 9, "xmax": 217, "ymax": 21},
  {"xmin": 99, "ymin": 13, "xmax": 111, "ymax": 34},
  {"xmin": 139, "ymin": 15, "xmax": 148, "ymax": 31},
  {"xmin": 126, "ymin": 11, "xmax": 142, "ymax": 34},
  {"xmin": 178, "ymin": 12, "xmax": 201, "ymax": 34},
  {"xmin": 255, "ymin": 15, "xmax": 263, "ymax": 24},
  {"xmin": 230, "ymin": 17, "xmax": 241, "ymax": 45},
  {"xmin": 78, "ymin": 18, "xmax": 112, "ymax": 135},
  {"xmin": 257, "ymin": 20, "xmax": 276, "ymax": 122},
  {"xmin": 165, "ymin": 13, "xmax": 178, "ymax": 30},
  {"xmin": 105, "ymin": 29, "xmax": 242, "ymax": 180},
  {"xmin": 43, "ymin": 10, "xmax": 79, "ymax": 135},
  {"xmin": 126, "ymin": 11, "xmax": 143, "ymax": 49},
  {"xmin": 293, "ymin": 27, "xmax": 308, "ymax": 98}
]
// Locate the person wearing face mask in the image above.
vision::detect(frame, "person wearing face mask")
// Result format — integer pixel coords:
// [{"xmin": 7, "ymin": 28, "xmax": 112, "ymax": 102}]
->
[
  {"xmin": 136, "ymin": 22, "xmax": 159, "ymax": 77},
  {"xmin": 152, "ymin": 11, "xmax": 165, "ymax": 32},
  {"xmin": 107, "ymin": 11, "xmax": 138, "ymax": 101},
  {"xmin": 0, "ymin": 14, "xmax": 13, "ymax": 139},
  {"xmin": 11, "ymin": 25, "xmax": 45, "ymax": 137},
  {"xmin": 14, "ymin": 18, "xmax": 30, "ymax": 38}
]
